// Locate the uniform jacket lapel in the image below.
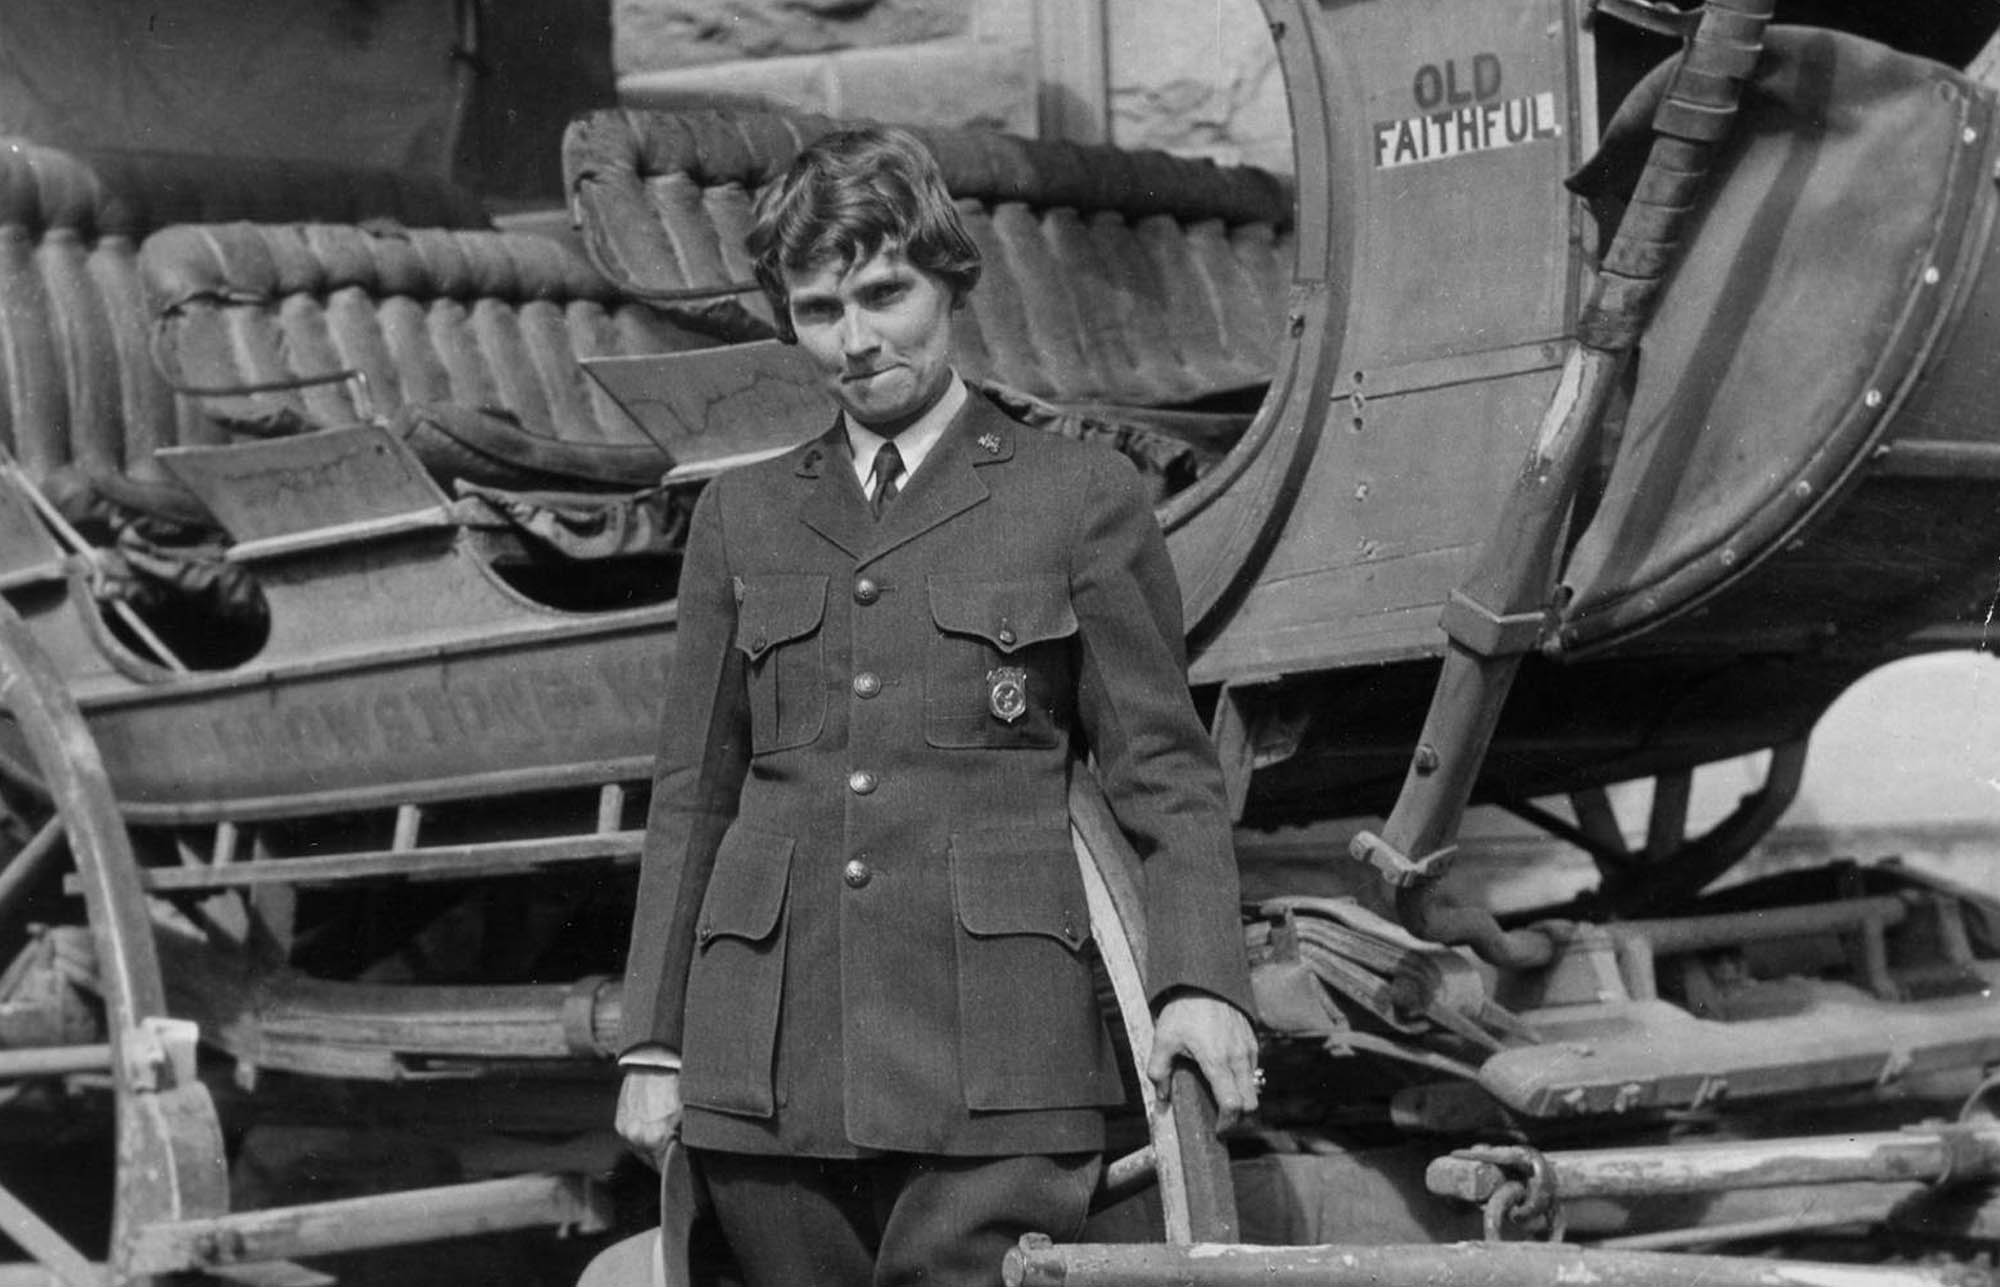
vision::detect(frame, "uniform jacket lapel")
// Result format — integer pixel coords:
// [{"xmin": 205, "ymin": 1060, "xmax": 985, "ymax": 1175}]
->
[
  {"xmin": 796, "ymin": 422, "xmax": 873, "ymax": 558},
  {"xmin": 855, "ymin": 394, "xmax": 1012, "ymax": 567},
  {"xmin": 793, "ymin": 392, "xmax": 1016, "ymax": 568}
]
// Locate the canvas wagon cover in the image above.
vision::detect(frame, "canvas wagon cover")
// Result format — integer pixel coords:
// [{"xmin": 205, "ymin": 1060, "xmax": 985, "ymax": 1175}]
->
[{"xmin": 1558, "ymin": 26, "xmax": 1994, "ymax": 649}]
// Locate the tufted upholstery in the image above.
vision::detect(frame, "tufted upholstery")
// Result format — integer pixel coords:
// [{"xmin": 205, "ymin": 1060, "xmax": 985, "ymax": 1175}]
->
[
  {"xmin": 139, "ymin": 221, "xmax": 729, "ymax": 491},
  {"xmin": 563, "ymin": 108, "xmax": 1296, "ymax": 409},
  {"xmin": 0, "ymin": 138, "xmax": 491, "ymax": 517}
]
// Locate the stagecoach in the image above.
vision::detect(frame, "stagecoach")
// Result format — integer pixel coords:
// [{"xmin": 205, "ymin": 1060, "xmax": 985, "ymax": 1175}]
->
[{"xmin": 0, "ymin": 0, "xmax": 1996, "ymax": 1282}]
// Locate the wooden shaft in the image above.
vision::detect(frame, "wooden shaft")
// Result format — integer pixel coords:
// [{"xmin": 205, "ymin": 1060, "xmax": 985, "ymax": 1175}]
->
[
  {"xmin": 1358, "ymin": 0, "xmax": 1777, "ymax": 961},
  {"xmin": 1355, "ymin": 353, "xmax": 1623, "ymax": 969},
  {"xmin": 0, "ymin": 817, "xmax": 65, "ymax": 924},
  {"xmin": 1098, "ymin": 1146, "xmax": 1156, "ymax": 1207},
  {"xmin": 1598, "ymin": 1203, "xmax": 1901, "ymax": 1251},
  {"xmin": 0, "ymin": 455, "xmax": 187, "ymax": 675},
  {"xmin": 1428, "ymin": 1125, "xmax": 2000, "ymax": 1203},
  {"xmin": 0, "ymin": 1178, "xmax": 102, "ymax": 1287},
  {"xmin": 1070, "ymin": 775, "xmax": 1238, "ymax": 1244},
  {"xmin": 0, "ymin": 1045, "xmax": 112, "ymax": 1079},
  {"xmin": 0, "ymin": 1266, "xmax": 86, "ymax": 1286},
  {"xmin": 109, "ymin": 829, "xmax": 644, "ymax": 893},
  {"xmin": 1004, "ymin": 1237, "xmax": 1973, "ymax": 1287},
  {"xmin": 122, "ymin": 1173, "xmax": 607, "ymax": 1276},
  {"xmin": 1615, "ymin": 894, "xmax": 1908, "ymax": 957}
]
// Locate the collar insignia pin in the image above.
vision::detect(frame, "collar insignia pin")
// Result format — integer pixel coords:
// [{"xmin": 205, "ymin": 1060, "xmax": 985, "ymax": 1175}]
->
[{"xmin": 978, "ymin": 432, "xmax": 1001, "ymax": 454}]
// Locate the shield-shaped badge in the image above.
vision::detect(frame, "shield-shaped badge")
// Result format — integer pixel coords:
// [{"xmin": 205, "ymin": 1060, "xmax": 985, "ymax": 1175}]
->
[{"xmin": 986, "ymin": 666, "xmax": 1028, "ymax": 723}]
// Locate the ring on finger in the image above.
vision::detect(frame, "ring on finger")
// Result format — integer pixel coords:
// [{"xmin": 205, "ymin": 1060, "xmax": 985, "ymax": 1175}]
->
[{"xmin": 1252, "ymin": 1067, "xmax": 1267, "ymax": 1090}]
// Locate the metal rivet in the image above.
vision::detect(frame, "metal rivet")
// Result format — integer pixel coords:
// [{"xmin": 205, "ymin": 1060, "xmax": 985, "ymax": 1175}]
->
[
  {"xmin": 1966, "ymin": 127, "xmax": 1980, "ymax": 145},
  {"xmin": 1864, "ymin": 389, "xmax": 1883, "ymax": 409},
  {"xmin": 1923, "ymin": 265, "xmax": 1942, "ymax": 285},
  {"xmin": 1719, "ymin": 548, "xmax": 1737, "ymax": 567},
  {"xmin": 1793, "ymin": 479, "xmax": 1813, "ymax": 500}
]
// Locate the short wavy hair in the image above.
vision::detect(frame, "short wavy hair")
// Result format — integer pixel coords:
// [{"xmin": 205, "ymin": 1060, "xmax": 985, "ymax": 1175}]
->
[{"xmin": 747, "ymin": 124, "xmax": 982, "ymax": 342}]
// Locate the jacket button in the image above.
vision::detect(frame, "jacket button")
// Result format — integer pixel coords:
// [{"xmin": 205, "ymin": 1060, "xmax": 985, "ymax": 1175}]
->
[
  {"xmin": 698, "ymin": 923, "xmax": 714, "ymax": 944},
  {"xmin": 843, "ymin": 859, "xmax": 872, "ymax": 889},
  {"xmin": 848, "ymin": 770, "xmax": 878, "ymax": 795},
  {"xmin": 750, "ymin": 633, "xmax": 767, "ymax": 652},
  {"xmin": 997, "ymin": 626, "xmax": 1017, "ymax": 646},
  {"xmin": 854, "ymin": 578, "xmax": 880, "ymax": 605},
  {"xmin": 853, "ymin": 672, "xmax": 881, "ymax": 698}
]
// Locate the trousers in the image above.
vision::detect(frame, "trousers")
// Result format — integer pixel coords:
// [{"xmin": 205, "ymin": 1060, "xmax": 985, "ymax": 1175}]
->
[{"xmin": 694, "ymin": 1148, "xmax": 1101, "ymax": 1287}]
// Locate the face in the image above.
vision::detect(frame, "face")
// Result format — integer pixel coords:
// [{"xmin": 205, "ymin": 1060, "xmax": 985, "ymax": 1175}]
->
[{"xmin": 783, "ymin": 246, "xmax": 957, "ymax": 434}]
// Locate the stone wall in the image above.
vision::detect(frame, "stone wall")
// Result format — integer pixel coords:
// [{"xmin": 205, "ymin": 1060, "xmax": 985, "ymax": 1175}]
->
[
  {"xmin": 615, "ymin": 0, "xmax": 1038, "ymax": 134},
  {"xmin": 1107, "ymin": 0, "xmax": 1290, "ymax": 172},
  {"xmin": 612, "ymin": 0, "xmax": 1296, "ymax": 171},
  {"xmin": 615, "ymin": 0, "xmax": 974, "ymax": 72}
]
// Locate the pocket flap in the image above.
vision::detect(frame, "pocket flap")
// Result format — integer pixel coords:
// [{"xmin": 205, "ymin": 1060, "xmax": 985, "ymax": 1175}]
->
[
  {"xmin": 698, "ymin": 827, "xmax": 795, "ymax": 944},
  {"xmin": 928, "ymin": 578, "xmax": 1077, "ymax": 654},
  {"xmin": 734, "ymin": 575, "xmax": 828, "ymax": 662},
  {"xmin": 952, "ymin": 827, "xmax": 1090, "ymax": 946}
]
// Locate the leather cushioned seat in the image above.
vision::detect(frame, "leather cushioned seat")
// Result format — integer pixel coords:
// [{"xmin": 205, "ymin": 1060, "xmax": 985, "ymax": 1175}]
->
[
  {"xmin": 563, "ymin": 107, "xmax": 1296, "ymax": 409},
  {"xmin": 140, "ymin": 221, "xmax": 727, "ymax": 492},
  {"xmin": 0, "ymin": 137, "xmax": 492, "ymax": 522}
]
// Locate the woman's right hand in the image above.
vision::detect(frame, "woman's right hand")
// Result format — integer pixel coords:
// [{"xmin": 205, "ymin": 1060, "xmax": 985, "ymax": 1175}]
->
[{"xmin": 615, "ymin": 1068, "xmax": 683, "ymax": 1164}]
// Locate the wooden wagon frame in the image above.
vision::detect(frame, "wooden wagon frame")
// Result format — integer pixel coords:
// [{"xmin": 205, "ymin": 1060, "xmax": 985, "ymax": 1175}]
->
[{"xmin": 0, "ymin": 0, "xmax": 1998, "ymax": 1282}]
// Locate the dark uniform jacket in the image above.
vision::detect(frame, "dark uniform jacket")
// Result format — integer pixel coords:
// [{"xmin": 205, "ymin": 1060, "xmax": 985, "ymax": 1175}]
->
[{"xmin": 621, "ymin": 388, "xmax": 1252, "ymax": 1158}]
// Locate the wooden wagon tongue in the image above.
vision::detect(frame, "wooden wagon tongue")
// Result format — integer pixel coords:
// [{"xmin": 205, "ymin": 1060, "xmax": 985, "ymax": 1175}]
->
[{"xmin": 1004, "ymin": 1237, "xmax": 1979, "ymax": 1287}]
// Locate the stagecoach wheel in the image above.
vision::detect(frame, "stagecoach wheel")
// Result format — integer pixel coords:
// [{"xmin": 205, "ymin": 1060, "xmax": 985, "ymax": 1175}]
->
[
  {"xmin": 1502, "ymin": 740, "xmax": 1811, "ymax": 916},
  {"xmin": 0, "ymin": 597, "xmax": 228, "ymax": 1286}
]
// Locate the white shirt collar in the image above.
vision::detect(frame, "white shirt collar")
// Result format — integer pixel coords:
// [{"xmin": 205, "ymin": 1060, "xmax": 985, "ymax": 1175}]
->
[{"xmin": 844, "ymin": 374, "xmax": 967, "ymax": 492}]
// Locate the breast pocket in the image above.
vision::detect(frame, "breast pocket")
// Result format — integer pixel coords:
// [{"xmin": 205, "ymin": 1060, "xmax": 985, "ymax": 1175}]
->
[
  {"xmin": 926, "ymin": 577, "xmax": 1077, "ymax": 750},
  {"xmin": 734, "ymin": 575, "xmax": 828, "ymax": 754}
]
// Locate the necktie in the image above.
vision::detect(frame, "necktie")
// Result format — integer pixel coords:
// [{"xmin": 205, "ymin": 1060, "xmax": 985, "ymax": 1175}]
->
[{"xmin": 868, "ymin": 441, "xmax": 905, "ymax": 520}]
